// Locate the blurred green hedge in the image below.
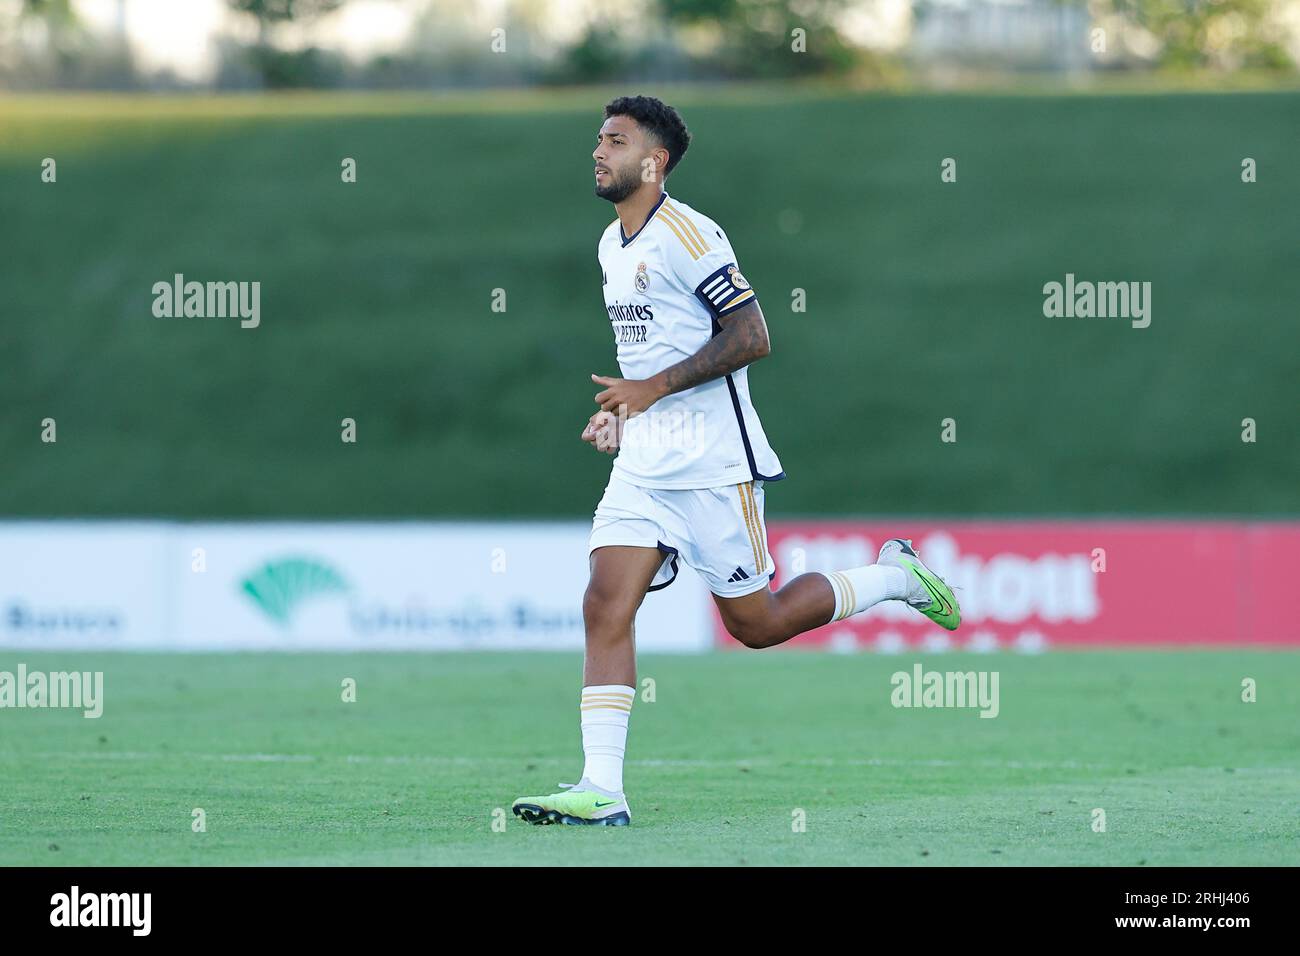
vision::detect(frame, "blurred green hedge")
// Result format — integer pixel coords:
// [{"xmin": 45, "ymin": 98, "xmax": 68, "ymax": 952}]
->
[{"xmin": 1, "ymin": 89, "xmax": 1296, "ymax": 518}]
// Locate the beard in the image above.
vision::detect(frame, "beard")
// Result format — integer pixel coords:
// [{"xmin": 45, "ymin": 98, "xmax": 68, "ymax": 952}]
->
[{"xmin": 595, "ymin": 166, "xmax": 638, "ymax": 204}]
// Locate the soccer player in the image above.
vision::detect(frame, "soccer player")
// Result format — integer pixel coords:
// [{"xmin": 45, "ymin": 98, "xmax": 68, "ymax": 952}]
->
[{"xmin": 512, "ymin": 96, "xmax": 959, "ymax": 827}]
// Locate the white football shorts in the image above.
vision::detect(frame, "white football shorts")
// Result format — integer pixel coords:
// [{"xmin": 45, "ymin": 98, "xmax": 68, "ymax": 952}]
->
[{"xmin": 588, "ymin": 474, "xmax": 775, "ymax": 598}]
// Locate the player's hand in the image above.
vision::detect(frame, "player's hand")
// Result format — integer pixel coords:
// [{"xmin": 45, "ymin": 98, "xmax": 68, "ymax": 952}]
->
[
  {"xmin": 581, "ymin": 410, "xmax": 621, "ymax": 454},
  {"xmin": 591, "ymin": 373, "xmax": 665, "ymax": 417}
]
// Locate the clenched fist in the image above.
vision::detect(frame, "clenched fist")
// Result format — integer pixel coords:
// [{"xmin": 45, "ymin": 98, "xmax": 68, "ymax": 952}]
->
[{"xmin": 581, "ymin": 409, "xmax": 623, "ymax": 454}]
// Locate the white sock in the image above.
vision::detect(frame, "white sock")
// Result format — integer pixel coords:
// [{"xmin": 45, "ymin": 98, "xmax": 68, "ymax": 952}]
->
[
  {"xmin": 580, "ymin": 684, "xmax": 634, "ymax": 793},
  {"xmin": 820, "ymin": 565, "xmax": 908, "ymax": 623}
]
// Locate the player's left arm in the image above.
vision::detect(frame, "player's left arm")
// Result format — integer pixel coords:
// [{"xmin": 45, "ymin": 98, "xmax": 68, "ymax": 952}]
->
[
  {"xmin": 591, "ymin": 299, "xmax": 769, "ymax": 414},
  {"xmin": 591, "ymin": 221, "xmax": 772, "ymax": 419}
]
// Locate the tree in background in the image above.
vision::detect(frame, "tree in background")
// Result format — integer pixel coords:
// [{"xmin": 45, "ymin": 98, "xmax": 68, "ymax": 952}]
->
[
  {"xmin": 3, "ymin": 0, "xmax": 80, "ymax": 71},
  {"xmin": 551, "ymin": 0, "xmax": 873, "ymax": 83},
  {"xmin": 672, "ymin": 0, "xmax": 865, "ymax": 76},
  {"xmin": 223, "ymin": 0, "xmax": 348, "ymax": 88},
  {"xmin": 0, "ymin": 0, "xmax": 137, "ymax": 88},
  {"xmin": 1087, "ymin": 0, "xmax": 1295, "ymax": 71}
]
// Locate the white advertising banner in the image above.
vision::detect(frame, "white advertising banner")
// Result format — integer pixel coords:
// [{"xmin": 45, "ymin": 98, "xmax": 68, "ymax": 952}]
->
[
  {"xmin": 172, "ymin": 522, "xmax": 711, "ymax": 651},
  {"xmin": 0, "ymin": 522, "xmax": 712, "ymax": 653},
  {"xmin": 0, "ymin": 522, "xmax": 170, "ymax": 649}
]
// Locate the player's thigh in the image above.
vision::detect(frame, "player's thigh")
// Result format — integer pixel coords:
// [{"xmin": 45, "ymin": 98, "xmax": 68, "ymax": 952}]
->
[{"xmin": 584, "ymin": 545, "xmax": 664, "ymax": 631}]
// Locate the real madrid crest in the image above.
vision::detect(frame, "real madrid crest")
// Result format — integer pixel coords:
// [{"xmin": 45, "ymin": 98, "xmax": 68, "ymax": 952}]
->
[
  {"xmin": 727, "ymin": 265, "xmax": 750, "ymax": 290},
  {"xmin": 634, "ymin": 262, "xmax": 650, "ymax": 293}
]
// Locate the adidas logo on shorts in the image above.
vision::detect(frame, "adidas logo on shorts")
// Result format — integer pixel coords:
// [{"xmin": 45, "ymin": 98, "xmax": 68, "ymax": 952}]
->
[{"xmin": 726, "ymin": 567, "xmax": 750, "ymax": 583}]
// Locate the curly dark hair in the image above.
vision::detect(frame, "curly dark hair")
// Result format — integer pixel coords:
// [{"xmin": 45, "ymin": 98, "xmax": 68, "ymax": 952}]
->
[{"xmin": 603, "ymin": 95, "xmax": 691, "ymax": 176}]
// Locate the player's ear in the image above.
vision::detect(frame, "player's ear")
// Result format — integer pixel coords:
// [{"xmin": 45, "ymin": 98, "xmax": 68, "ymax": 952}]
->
[{"xmin": 647, "ymin": 145, "xmax": 670, "ymax": 183}]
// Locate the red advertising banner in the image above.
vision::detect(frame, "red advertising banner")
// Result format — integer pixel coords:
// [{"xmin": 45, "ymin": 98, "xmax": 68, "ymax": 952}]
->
[{"xmin": 713, "ymin": 522, "xmax": 1300, "ymax": 650}]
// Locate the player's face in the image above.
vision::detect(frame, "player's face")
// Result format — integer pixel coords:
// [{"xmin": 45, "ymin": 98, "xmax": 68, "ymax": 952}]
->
[{"xmin": 593, "ymin": 116, "xmax": 647, "ymax": 204}]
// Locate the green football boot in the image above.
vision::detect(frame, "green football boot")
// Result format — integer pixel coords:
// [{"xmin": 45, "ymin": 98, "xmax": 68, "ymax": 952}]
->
[
  {"xmin": 878, "ymin": 538, "xmax": 961, "ymax": 631},
  {"xmin": 512, "ymin": 779, "xmax": 631, "ymax": 826}
]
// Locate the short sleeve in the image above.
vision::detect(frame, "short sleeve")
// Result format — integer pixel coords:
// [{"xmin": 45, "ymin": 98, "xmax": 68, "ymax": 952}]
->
[
  {"xmin": 692, "ymin": 257, "xmax": 756, "ymax": 318},
  {"xmin": 659, "ymin": 213, "xmax": 758, "ymax": 319}
]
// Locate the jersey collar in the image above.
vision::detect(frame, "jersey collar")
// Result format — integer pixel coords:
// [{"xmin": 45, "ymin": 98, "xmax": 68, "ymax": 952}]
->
[{"xmin": 619, "ymin": 191, "xmax": 668, "ymax": 247}]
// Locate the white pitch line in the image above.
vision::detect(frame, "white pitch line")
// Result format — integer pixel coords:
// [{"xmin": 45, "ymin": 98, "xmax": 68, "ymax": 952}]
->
[
  {"xmin": 14, "ymin": 750, "xmax": 316, "ymax": 763},
  {"xmin": 7, "ymin": 751, "xmax": 1299, "ymax": 775},
  {"xmin": 15, "ymin": 751, "xmax": 1105, "ymax": 769}
]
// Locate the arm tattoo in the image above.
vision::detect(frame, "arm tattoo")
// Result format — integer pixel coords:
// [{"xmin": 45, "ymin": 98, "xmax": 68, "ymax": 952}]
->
[{"xmin": 658, "ymin": 301, "xmax": 770, "ymax": 397}]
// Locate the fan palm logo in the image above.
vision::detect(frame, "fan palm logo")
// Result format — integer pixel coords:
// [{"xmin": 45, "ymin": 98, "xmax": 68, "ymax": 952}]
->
[{"xmin": 240, "ymin": 557, "xmax": 348, "ymax": 626}]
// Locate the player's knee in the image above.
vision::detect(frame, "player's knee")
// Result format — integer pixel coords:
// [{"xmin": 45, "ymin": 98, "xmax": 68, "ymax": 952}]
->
[{"xmin": 582, "ymin": 583, "xmax": 636, "ymax": 642}]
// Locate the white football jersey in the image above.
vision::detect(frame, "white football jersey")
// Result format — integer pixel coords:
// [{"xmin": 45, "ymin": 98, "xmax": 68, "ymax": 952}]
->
[{"xmin": 597, "ymin": 191, "xmax": 783, "ymax": 489}]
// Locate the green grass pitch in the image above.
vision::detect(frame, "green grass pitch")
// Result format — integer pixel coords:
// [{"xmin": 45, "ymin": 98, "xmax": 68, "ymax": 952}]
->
[{"xmin": 1, "ymin": 650, "xmax": 1297, "ymax": 866}]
